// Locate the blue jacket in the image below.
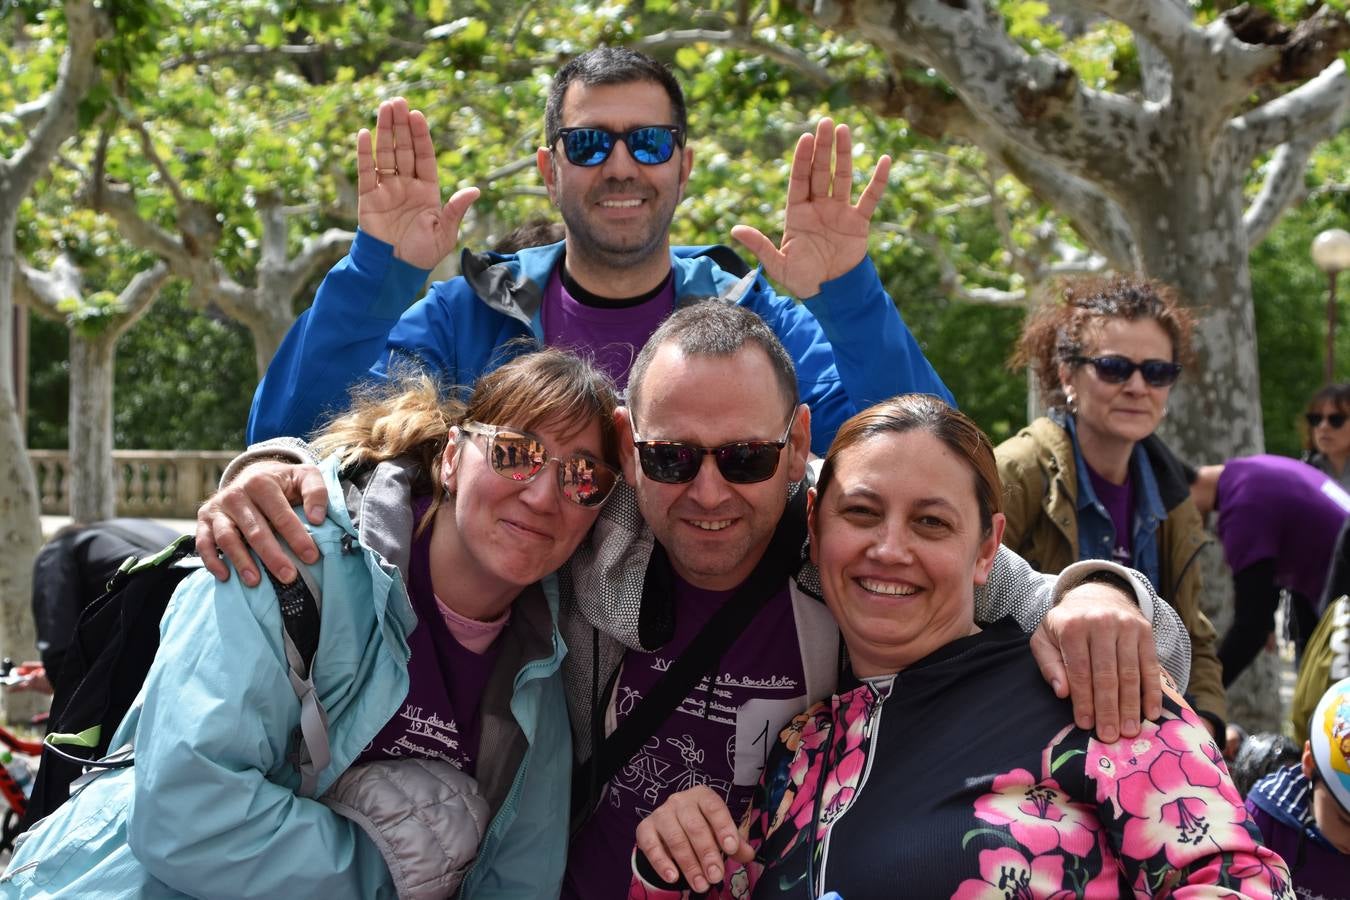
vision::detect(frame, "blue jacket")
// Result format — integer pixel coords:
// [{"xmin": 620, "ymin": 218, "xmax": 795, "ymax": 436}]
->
[
  {"xmin": 249, "ymin": 233, "xmax": 953, "ymax": 454},
  {"xmin": 1, "ymin": 456, "xmax": 572, "ymax": 899}
]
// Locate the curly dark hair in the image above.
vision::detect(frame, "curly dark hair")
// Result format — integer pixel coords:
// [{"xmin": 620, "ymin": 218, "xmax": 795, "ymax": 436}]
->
[{"xmin": 1011, "ymin": 274, "xmax": 1196, "ymax": 411}]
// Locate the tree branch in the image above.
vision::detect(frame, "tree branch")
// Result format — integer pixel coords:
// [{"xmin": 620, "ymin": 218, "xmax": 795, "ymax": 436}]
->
[
  {"xmin": 1243, "ymin": 138, "xmax": 1315, "ymax": 249},
  {"xmin": 990, "ymin": 138, "xmax": 1139, "ymax": 270},
  {"xmin": 879, "ymin": 222, "xmax": 1027, "ymax": 306},
  {"xmin": 1230, "ymin": 59, "xmax": 1350, "ymax": 161},
  {"xmin": 0, "ymin": 96, "xmax": 51, "ymax": 133},
  {"xmin": 1073, "ymin": 0, "xmax": 1203, "ymax": 71},
  {"xmin": 635, "ymin": 28, "xmax": 834, "ymax": 88},
  {"xmin": 15, "ymin": 255, "xmax": 82, "ymax": 321},
  {"xmin": 819, "ymin": 0, "xmax": 1152, "ymax": 189},
  {"xmin": 82, "ymin": 179, "xmax": 191, "ymax": 265},
  {"xmin": 109, "ymin": 261, "xmax": 171, "ymax": 340},
  {"xmin": 4, "ymin": 0, "xmax": 105, "ymax": 196},
  {"xmin": 272, "ymin": 228, "xmax": 355, "ymax": 290}
]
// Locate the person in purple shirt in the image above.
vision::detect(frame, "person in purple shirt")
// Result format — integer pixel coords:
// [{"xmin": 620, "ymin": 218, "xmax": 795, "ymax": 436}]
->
[
  {"xmin": 200, "ymin": 305, "xmax": 1193, "ymax": 899},
  {"xmin": 244, "ymin": 46, "xmax": 954, "ymax": 467},
  {"xmin": 1189, "ymin": 455, "xmax": 1350, "ymax": 685}
]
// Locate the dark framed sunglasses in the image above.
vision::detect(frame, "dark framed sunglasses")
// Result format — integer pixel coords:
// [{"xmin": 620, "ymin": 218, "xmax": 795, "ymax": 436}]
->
[
  {"xmin": 1307, "ymin": 412, "xmax": 1349, "ymax": 429},
  {"xmin": 1069, "ymin": 354, "xmax": 1183, "ymax": 388},
  {"xmin": 632, "ymin": 416, "xmax": 795, "ymax": 485},
  {"xmin": 554, "ymin": 125, "xmax": 683, "ymax": 167},
  {"xmin": 460, "ymin": 421, "xmax": 619, "ymax": 508}
]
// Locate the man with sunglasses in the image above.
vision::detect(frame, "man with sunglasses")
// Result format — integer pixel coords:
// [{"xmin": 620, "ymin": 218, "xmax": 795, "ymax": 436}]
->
[
  {"xmin": 1188, "ymin": 455, "xmax": 1350, "ymax": 683},
  {"xmin": 244, "ymin": 46, "xmax": 950, "ymax": 463},
  {"xmin": 204, "ymin": 302, "xmax": 1190, "ymax": 896},
  {"xmin": 552, "ymin": 301, "xmax": 1193, "ymax": 897}
]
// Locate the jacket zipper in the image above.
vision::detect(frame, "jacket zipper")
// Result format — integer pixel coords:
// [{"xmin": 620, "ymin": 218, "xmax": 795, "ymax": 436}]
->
[
  {"xmin": 814, "ymin": 682, "xmax": 885, "ymax": 896},
  {"xmin": 460, "ymin": 639, "xmax": 565, "ymax": 892}
]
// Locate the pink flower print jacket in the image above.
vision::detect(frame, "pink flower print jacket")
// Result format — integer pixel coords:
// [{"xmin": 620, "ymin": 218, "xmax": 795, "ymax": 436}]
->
[{"xmin": 630, "ymin": 621, "xmax": 1292, "ymax": 899}]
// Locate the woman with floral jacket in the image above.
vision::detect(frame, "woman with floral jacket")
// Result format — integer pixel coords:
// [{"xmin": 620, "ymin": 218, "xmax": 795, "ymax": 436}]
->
[{"xmin": 631, "ymin": 396, "xmax": 1291, "ymax": 899}]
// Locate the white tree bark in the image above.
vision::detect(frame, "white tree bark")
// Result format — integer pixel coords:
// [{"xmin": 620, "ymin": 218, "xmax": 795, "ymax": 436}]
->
[
  {"xmin": 810, "ymin": 0, "xmax": 1350, "ymax": 465},
  {"xmin": 0, "ymin": 0, "xmax": 104, "ymax": 721},
  {"xmin": 85, "ymin": 176, "xmax": 353, "ymax": 378},
  {"xmin": 19, "ymin": 257, "xmax": 170, "ymax": 522}
]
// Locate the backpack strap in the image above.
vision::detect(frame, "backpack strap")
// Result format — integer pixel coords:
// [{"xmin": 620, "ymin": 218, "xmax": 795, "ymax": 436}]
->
[
  {"xmin": 572, "ymin": 488, "xmax": 808, "ymax": 824},
  {"xmin": 263, "ymin": 542, "xmax": 328, "ymax": 798},
  {"xmin": 46, "ymin": 539, "xmax": 329, "ymax": 799}
]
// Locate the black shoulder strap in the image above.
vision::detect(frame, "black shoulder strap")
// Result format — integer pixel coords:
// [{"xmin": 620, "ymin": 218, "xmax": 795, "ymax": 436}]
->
[
  {"xmin": 695, "ymin": 244, "xmax": 752, "ymax": 278},
  {"xmin": 575, "ymin": 488, "xmax": 808, "ymax": 820},
  {"xmin": 262, "ymin": 548, "xmax": 328, "ymax": 797}
]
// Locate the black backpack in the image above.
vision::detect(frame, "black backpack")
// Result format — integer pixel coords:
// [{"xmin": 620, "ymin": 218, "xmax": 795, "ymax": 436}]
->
[{"xmin": 22, "ymin": 536, "xmax": 325, "ymax": 831}]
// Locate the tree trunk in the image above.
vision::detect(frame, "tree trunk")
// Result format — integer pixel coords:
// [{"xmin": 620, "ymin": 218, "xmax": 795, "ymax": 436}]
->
[
  {"xmin": 1125, "ymin": 158, "xmax": 1265, "ymax": 463},
  {"xmin": 68, "ymin": 334, "xmax": 117, "ymax": 521},
  {"xmin": 0, "ymin": 208, "xmax": 46, "ymax": 723},
  {"xmin": 1121, "ymin": 155, "xmax": 1276, "ymax": 726}
]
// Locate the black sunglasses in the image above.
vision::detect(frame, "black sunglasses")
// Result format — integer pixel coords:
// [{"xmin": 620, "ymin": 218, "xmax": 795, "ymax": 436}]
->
[
  {"xmin": 460, "ymin": 421, "xmax": 619, "ymax": 508},
  {"xmin": 632, "ymin": 417, "xmax": 795, "ymax": 485},
  {"xmin": 1307, "ymin": 412, "xmax": 1349, "ymax": 429},
  {"xmin": 1069, "ymin": 354, "xmax": 1183, "ymax": 388},
  {"xmin": 555, "ymin": 126, "xmax": 682, "ymax": 167}
]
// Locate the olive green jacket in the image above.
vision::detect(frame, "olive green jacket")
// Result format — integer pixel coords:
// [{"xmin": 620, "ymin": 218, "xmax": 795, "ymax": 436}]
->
[{"xmin": 995, "ymin": 416, "xmax": 1226, "ymax": 731}]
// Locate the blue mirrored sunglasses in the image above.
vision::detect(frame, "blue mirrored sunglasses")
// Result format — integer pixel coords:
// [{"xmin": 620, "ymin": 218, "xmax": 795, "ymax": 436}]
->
[{"xmin": 555, "ymin": 126, "xmax": 682, "ymax": 167}]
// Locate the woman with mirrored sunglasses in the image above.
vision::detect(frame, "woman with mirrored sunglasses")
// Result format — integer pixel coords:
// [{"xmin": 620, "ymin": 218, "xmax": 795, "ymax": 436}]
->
[
  {"xmin": 1302, "ymin": 383, "xmax": 1350, "ymax": 490},
  {"xmin": 994, "ymin": 274, "xmax": 1228, "ymax": 738},
  {"xmin": 4, "ymin": 349, "xmax": 618, "ymax": 899}
]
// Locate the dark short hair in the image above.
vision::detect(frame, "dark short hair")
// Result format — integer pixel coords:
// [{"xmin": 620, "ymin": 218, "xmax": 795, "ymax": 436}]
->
[
  {"xmin": 627, "ymin": 300, "xmax": 798, "ymax": 422},
  {"xmin": 544, "ymin": 47, "xmax": 688, "ymax": 148},
  {"xmin": 1305, "ymin": 383, "xmax": 1350, "ymax": 452},
  {"xmin": 815, "ymin": 394, "xmax": 1002, "ymax": 536},
  {"xmin": 491, "ymin": 218, "xmax": 565, "ymax": 254},
  {"xmin": 1011, "ymin": 274, "xmax": 1195, "ymax": 411}
]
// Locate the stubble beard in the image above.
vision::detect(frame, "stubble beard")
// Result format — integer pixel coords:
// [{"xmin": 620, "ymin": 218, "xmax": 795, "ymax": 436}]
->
[{"xmin": 558, "ymin": 181, "xmax": 677, "ymax": 274}]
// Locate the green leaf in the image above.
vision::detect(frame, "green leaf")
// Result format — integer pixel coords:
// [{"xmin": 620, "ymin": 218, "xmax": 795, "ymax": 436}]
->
[{"xmin": 1050, "ymin": 748, "xmax": 1085, "ymax": 773}]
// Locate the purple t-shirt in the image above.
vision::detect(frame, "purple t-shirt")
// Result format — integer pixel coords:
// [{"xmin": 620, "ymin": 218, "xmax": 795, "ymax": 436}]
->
[
  {"xmin": 354, "ymin": 496, "xmax": 503, "ymax": 774},
  {"xmin": 1217, "ymin": 455, "xmax": 1350, "ymax": 603},
  {"xmin": 562, "ymin": 576, "xmax": 807, "ymax": 899},
  {"xmin": 1085, "ymin": 461, "xmax": 1134, "ymax": 566},
  {"xmin": 540, "ymin": 264, "xmax": 675, "ymax": 392}
]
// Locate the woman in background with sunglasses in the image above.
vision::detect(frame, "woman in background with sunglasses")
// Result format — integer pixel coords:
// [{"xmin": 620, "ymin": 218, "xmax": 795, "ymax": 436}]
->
[
  {"xmin": 994, "ymin": 275, "xmax": 1227, "ymax": 737},
  {"xmin": 1303, "ymin": 383, "xmax": 1350, "ymax": 489},
  {"xmin": 3, "ymin": 349, "xmax": 619, "ymax": 899}
]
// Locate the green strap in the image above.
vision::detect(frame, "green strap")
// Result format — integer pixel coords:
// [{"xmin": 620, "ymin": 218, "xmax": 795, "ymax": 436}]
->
[{"xmin": 45, "ymin": 726, "xmax": 102, "ymax": 750}]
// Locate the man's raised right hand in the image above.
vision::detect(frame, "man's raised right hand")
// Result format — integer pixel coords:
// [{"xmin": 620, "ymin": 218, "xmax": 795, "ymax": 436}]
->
[
  {"xmin": 195, "ymin": 460, "xmax": 328, "ymax": 587},
  {"xmin": 358, "ymin": 97, "xmax": 480, "ymax": 270}
]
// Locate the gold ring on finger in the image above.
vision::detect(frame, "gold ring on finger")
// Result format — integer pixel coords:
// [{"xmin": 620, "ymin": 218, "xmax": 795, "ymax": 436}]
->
[{"xmin": 375, "ymin": 167, "xmax": 398, "ymax": 176}]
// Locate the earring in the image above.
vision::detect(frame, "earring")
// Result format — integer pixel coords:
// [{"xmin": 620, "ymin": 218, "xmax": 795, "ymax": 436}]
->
[
  {"xmin": 1065, "ymin": 391, "xmax": 1078, "ymax": 415},
  {"xmin": 442, "ymin": 479, "xmax": 453, "ymax": 501}
]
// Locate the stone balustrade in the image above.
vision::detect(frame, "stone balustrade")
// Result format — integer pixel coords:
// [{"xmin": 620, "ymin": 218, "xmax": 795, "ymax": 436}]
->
[{"xmin": 30, "ymin": 450, "xmax": 239, "ymax": 519}]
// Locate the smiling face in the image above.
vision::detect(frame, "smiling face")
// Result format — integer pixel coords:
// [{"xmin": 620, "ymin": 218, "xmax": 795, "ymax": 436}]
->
[
  {"xmin": 1060, "ymin": 317, "xmax": 1176, "ymax": 453},
  {"xmin": 537, "ymin": 80, "xmax": 693, "ymax": 281},
  {"xmin": 436, "ymin": 414, "xmax": 606, "ymax": 606},
  {"xmin": 807, "ymin": 429, "xmax": 1004, "ymax": 678},
  {"xmin": 619, "ymin": 343, "xmax": 809, "ymax": 591}
]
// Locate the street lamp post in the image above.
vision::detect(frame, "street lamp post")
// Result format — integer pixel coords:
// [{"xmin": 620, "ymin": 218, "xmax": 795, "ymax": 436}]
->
[{"xmin": 1312, "ymin": 228, "xmax": 1350, "ymax": 384}]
